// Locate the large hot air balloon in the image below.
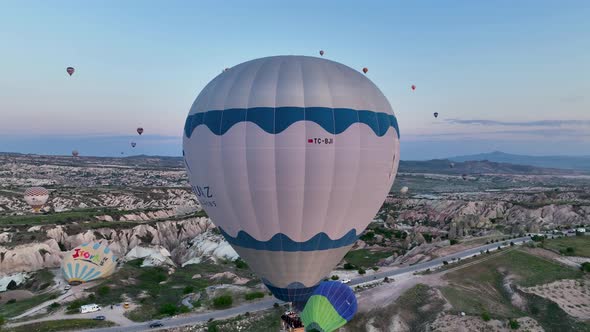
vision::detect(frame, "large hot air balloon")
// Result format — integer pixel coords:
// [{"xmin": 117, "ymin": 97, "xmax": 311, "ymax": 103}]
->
[
  {"xmin": 362, "ymin": 67, "xmax": 368, "ymax": 74},
  {"xmin": 61, "ymin": 242, "xmax": 117, "ymax": 285},
  {"xmin": 411, "ymin": 85, "xmax": 416, "ymax": 91},
  {"xmin": 183, "ymin": 56, "xmax": 400, "ymax": 305},
  {"xmin": 319, "ymin": 50, "xmax": 324, "ymax": 56},
  {"xmin": 72, "ymin": 150, "xmax": 79, "ymax": 157},
  {"xmin": 301, "ymin": 281, "xmax": 357, "ymax": 332},
  {"xmin": 131, "ymin": 142, "xmax": 136, "ymax": 148},
  {"xmin": 400, "ymin": 186, "xmax": 409, "ymax": 194},
  {"xmin": 66, "ymin": 67, "xmax": 75, "ymax": 76},
  {"xmin": 24, "ymin": 187, "xmax": 49, "ymax": 213},
  {"xmin": 433, "ymin": 112, "xmax": 439, "ymax": 118},
  {"xmin": 137, "ymin": 127, "xmax": 144, "ymax": 135}
]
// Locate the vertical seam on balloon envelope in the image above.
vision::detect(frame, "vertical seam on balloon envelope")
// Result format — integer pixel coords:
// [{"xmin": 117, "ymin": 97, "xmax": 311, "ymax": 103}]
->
[
  {"xmin": 313, "ymin": 60, "xmax": 337, "ymax": 271},
  {"xmin": 337, "ymin": 63, "xmax": 363, "ymax": 242},
  {"xmin": 271, "ymin": 58, "xmax": 284, "ymax": 285},
  {"xmin": 298, "ymin": 57, "xmax": 307, "ymax": 269},
  {"xmin": 220, "ymin": 64, "xmax": 244, "ymax": 259},
  {"xmin": 245, "ymin": 59, "xmax": 275, "ymax": 288}
]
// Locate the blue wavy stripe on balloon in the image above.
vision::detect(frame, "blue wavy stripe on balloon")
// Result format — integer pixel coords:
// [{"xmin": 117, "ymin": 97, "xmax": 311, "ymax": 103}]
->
[
  {"xmin": 263, "ymin": 280, "xmax": 319, "ymax": 303},
  {"xmin": 219, "ymin": 227, "xmax": 358, "ymax": 252},
  {"xmin": 184, "ymin": 107, "xmax": 400, "ymax": 139}
]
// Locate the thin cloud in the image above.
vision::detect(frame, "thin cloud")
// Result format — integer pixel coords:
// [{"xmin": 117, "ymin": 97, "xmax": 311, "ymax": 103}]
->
[{"xmin": 445, "ymin": 119, "xmax": 590, "ymax": 127}]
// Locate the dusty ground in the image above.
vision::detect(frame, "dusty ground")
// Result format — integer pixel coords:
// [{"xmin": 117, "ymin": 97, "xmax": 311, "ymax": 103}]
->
[
  {"xmin": 522, "ymin": 247, "xmax": 580, "ymax": 268},
  {"xmin": 431, "ymin": 314, "xmax": 543, "ymax": 332},
  {"xmin": 0, "ymin": 290, "xmax": 35, "ymax": 303},
  {"xmin": 521, "ymin": 279, "xmax": 590, "ymax": 320},
  {"xmin": 356, "ymin": 273, "xmax": 447, "ymax": 312}
]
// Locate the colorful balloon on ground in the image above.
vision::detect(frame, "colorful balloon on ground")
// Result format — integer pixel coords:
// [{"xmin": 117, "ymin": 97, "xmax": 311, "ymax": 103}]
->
[
  {"xmin": 66, "ymin": 67, "xmax": 75, "ymax": 76},
  {"xmin": 183, "ymin": 55, "xmax": 400, "ymax": 305},
  {"xmin": 62, "ymin": 242, "xmax": 117, "ymax": 285},
  {"xmin": 24, "ymin": 187, "xmax": 49, "ymax": 213},
  {"xmin": 301, "ymin": 281, "xmax": 357, "ymax": 332},
  {"xmin": 433, "ymin": 112, "xmax": 439, "ymax": 118},
  {"xmin": 319, "ymin": 50, "xmax": 324, "ymax": 56},
  {"xmin": 362, "ymin": 67, "xmax": 368, "ymax": 74},
  {"xmin": 131, "ymin": 142, "xmax": 136, "ymax": 148},
  {"xmin": 72, "ymin": 150, "xmax": 79, "ymax": 157},
  {"xmin": 411, "ymin": 84, "xmax": 416, "ymax": 91},
  {"xmin": 400, "ymin": 186, "xmax": 409, "ymax": 194},
  {"xmin": 137, "ymin": 127, "xmax": 144, "ymax": 135}
]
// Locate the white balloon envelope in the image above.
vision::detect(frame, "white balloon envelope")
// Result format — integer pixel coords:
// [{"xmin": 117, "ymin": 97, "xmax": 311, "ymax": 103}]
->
[{"xmin": 183, "ymin": 55, "xmax": 400, "ymax": 304}]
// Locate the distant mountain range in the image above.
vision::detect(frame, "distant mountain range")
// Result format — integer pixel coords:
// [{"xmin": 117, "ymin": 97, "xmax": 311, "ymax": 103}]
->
[
  {"xmin": 449, "ymin": 151, "xmax": 590, "ymax": 171},
  {"xmin": 398, "ymin": 159, "xmax": 581, "ymax": 175}
]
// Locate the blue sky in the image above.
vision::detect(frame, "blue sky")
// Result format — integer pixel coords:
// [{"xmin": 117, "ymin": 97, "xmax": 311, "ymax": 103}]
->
[{"xmin": 0, "ymin": 0, "xmax": 588, "ymax": 159}]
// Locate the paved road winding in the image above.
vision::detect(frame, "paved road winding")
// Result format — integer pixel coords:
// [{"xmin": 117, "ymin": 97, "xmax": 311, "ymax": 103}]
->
[{"xmin": 76, "ymin": 236, "xmax": 533, "ymax": 332}]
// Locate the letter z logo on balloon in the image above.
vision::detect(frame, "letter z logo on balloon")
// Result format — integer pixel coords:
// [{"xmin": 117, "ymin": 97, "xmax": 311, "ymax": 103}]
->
[{"xmin": 191, "ymin": 185, "xmax": 216, "ymax": 207}]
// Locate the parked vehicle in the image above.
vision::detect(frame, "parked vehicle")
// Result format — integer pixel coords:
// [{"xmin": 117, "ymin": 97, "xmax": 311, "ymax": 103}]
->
[
  {"xmin": 80, "ymin": 304, "xmax": 101, "ymax": 314},
  {"xmin": 93, "ymin": 315, "xmax": 106, "ymax": 321},
  {"xmin": 340, "ymin": 279, "xmax": 351, "ymax": 284},
  {"xmin": 149, "ymin": 321, "xmax": 164, "ymax": 328},
  {"xmin": 64, "ymin": 285, "xmax": 71, "ymax": 291}
]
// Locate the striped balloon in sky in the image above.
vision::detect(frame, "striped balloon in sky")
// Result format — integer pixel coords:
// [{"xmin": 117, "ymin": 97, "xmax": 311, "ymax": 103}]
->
[
  {"xmin": 183, "ymin": 55, "xmax": 400, "ymax": 304},
  {"xmin": 301, "ymin": 281, "xmax": 357, "ymax": 332},
  {"xmin": 61, "ymin": 242, "xmax": 117, "ymax": 285}
]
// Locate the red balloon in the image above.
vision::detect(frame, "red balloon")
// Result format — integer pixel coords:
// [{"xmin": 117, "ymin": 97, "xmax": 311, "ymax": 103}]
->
[
  {"xmin": 66, "ymin": 67, "xmax": 75, "ymax": 76},
  {"xmin": 137, "ymin": 127, "xmax": 144, "ymax": 135},
  {"xmin": 411, "ymin": 85, "xmax": 416, "ymax": 90},
  {"xmin": 362, "ymin": 67, "xmax": 368, "ymax": 74},
  {"xmin": 319, "ymin": 50, "xmax": 324, "ymax": 56}
]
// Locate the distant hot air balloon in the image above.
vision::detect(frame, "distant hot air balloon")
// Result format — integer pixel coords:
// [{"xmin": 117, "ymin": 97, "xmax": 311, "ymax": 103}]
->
[
  {"xmin": 66, "ymin": 67, "xmax": 75, "ymax": 76},
  {"xmin": 61, "ymin": 242, "xmax": 117, "ymax": 285},
  {"xmin": 224, "ymin": 68, "xmax": 230, "ymax": 72},
  {"xmin": 433, "ymin": 112, "xmax": 439, "ymax": 118},
  {"xmin": 137, "ymin": 127, "xmax": 144, "ymax": 135},
  {"xmin": 131, "ymin": 142, "xmax": 136, "ymax": 148},
  {"xmin": 449, "ymin": 162, "xmax": 455, "ymax": 168},
  {"xmin": 400, "ymin": 186, "xmax": 409, "ymax": 194},
  {"xmin": 24, "ymin": 187, "xmax": 49, "ymax": 213},
  {"xmin": 301, "ymin": 281, "xmax": 357, "ymax": 332},
  {"xmin": 411, "ymin": 85, "xmax": 416, "ymax": 91},
  {"xmin": 319, "ymin": 50, "xmax": 324, "ymax": 56},
  {"xmin": 72, "ymin": 150, "xmax": 79, "ymax": 157},
  {"xmin": 462, "ymin": 174, "xmax": 468, "ymax": 180},
  {"xmin": 362, "ymin": 67, "xmax": 368, "ymax": 74},
  {"xmin": 121, "ymin": 152, "xmax": 124, "ymax": 155},
  {"xmin": 183, "ymin": 56, "xmax": 400, "ymax": 305}
]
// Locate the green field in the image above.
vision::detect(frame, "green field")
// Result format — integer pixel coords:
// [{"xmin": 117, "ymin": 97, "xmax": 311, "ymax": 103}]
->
[
  {"xmin": 544, "ymin": 236, "xmax": 590, "ymax": 257},
  {"xmin": 82, "ymin": 259, "xmax": 256, "ymax": 322},
  {"xmin": 441, "ymin": 248, "xmax": 586, "ymax": 331},
  {"xmin": 5, "ymin": 319, "xmax": 115, "ymax": 332},
  {"xmin": 0, "ymin": 292, "xmax": 60, "ymax": 318},
  {"xmin": 0, "ymin": 208, "xmax": 207, "ymax": 227},
  {"xmin": 343, "ymin": 249, "xmax": 393, "ymax": 268}
]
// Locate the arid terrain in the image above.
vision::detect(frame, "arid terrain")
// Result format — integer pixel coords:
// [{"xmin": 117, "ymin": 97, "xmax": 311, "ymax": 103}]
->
[{"xmin": 1, "ymin": 153, "xmax": 589, "ymax": 332}]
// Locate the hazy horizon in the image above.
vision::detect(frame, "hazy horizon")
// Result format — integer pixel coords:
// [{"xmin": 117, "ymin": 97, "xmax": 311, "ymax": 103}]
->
[
  {"xmin": 1, "ymin": 1, "xmax": 589, "ymax": 158},
  {"xmin": 2, "ymin": 134, "xmax": 590, "ymax": 161}
]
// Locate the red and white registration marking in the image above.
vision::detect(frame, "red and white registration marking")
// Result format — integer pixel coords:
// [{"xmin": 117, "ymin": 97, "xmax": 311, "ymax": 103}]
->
[{"xmin": 307, "ymin": 138, "xmax": 334, "ymax": 144}]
